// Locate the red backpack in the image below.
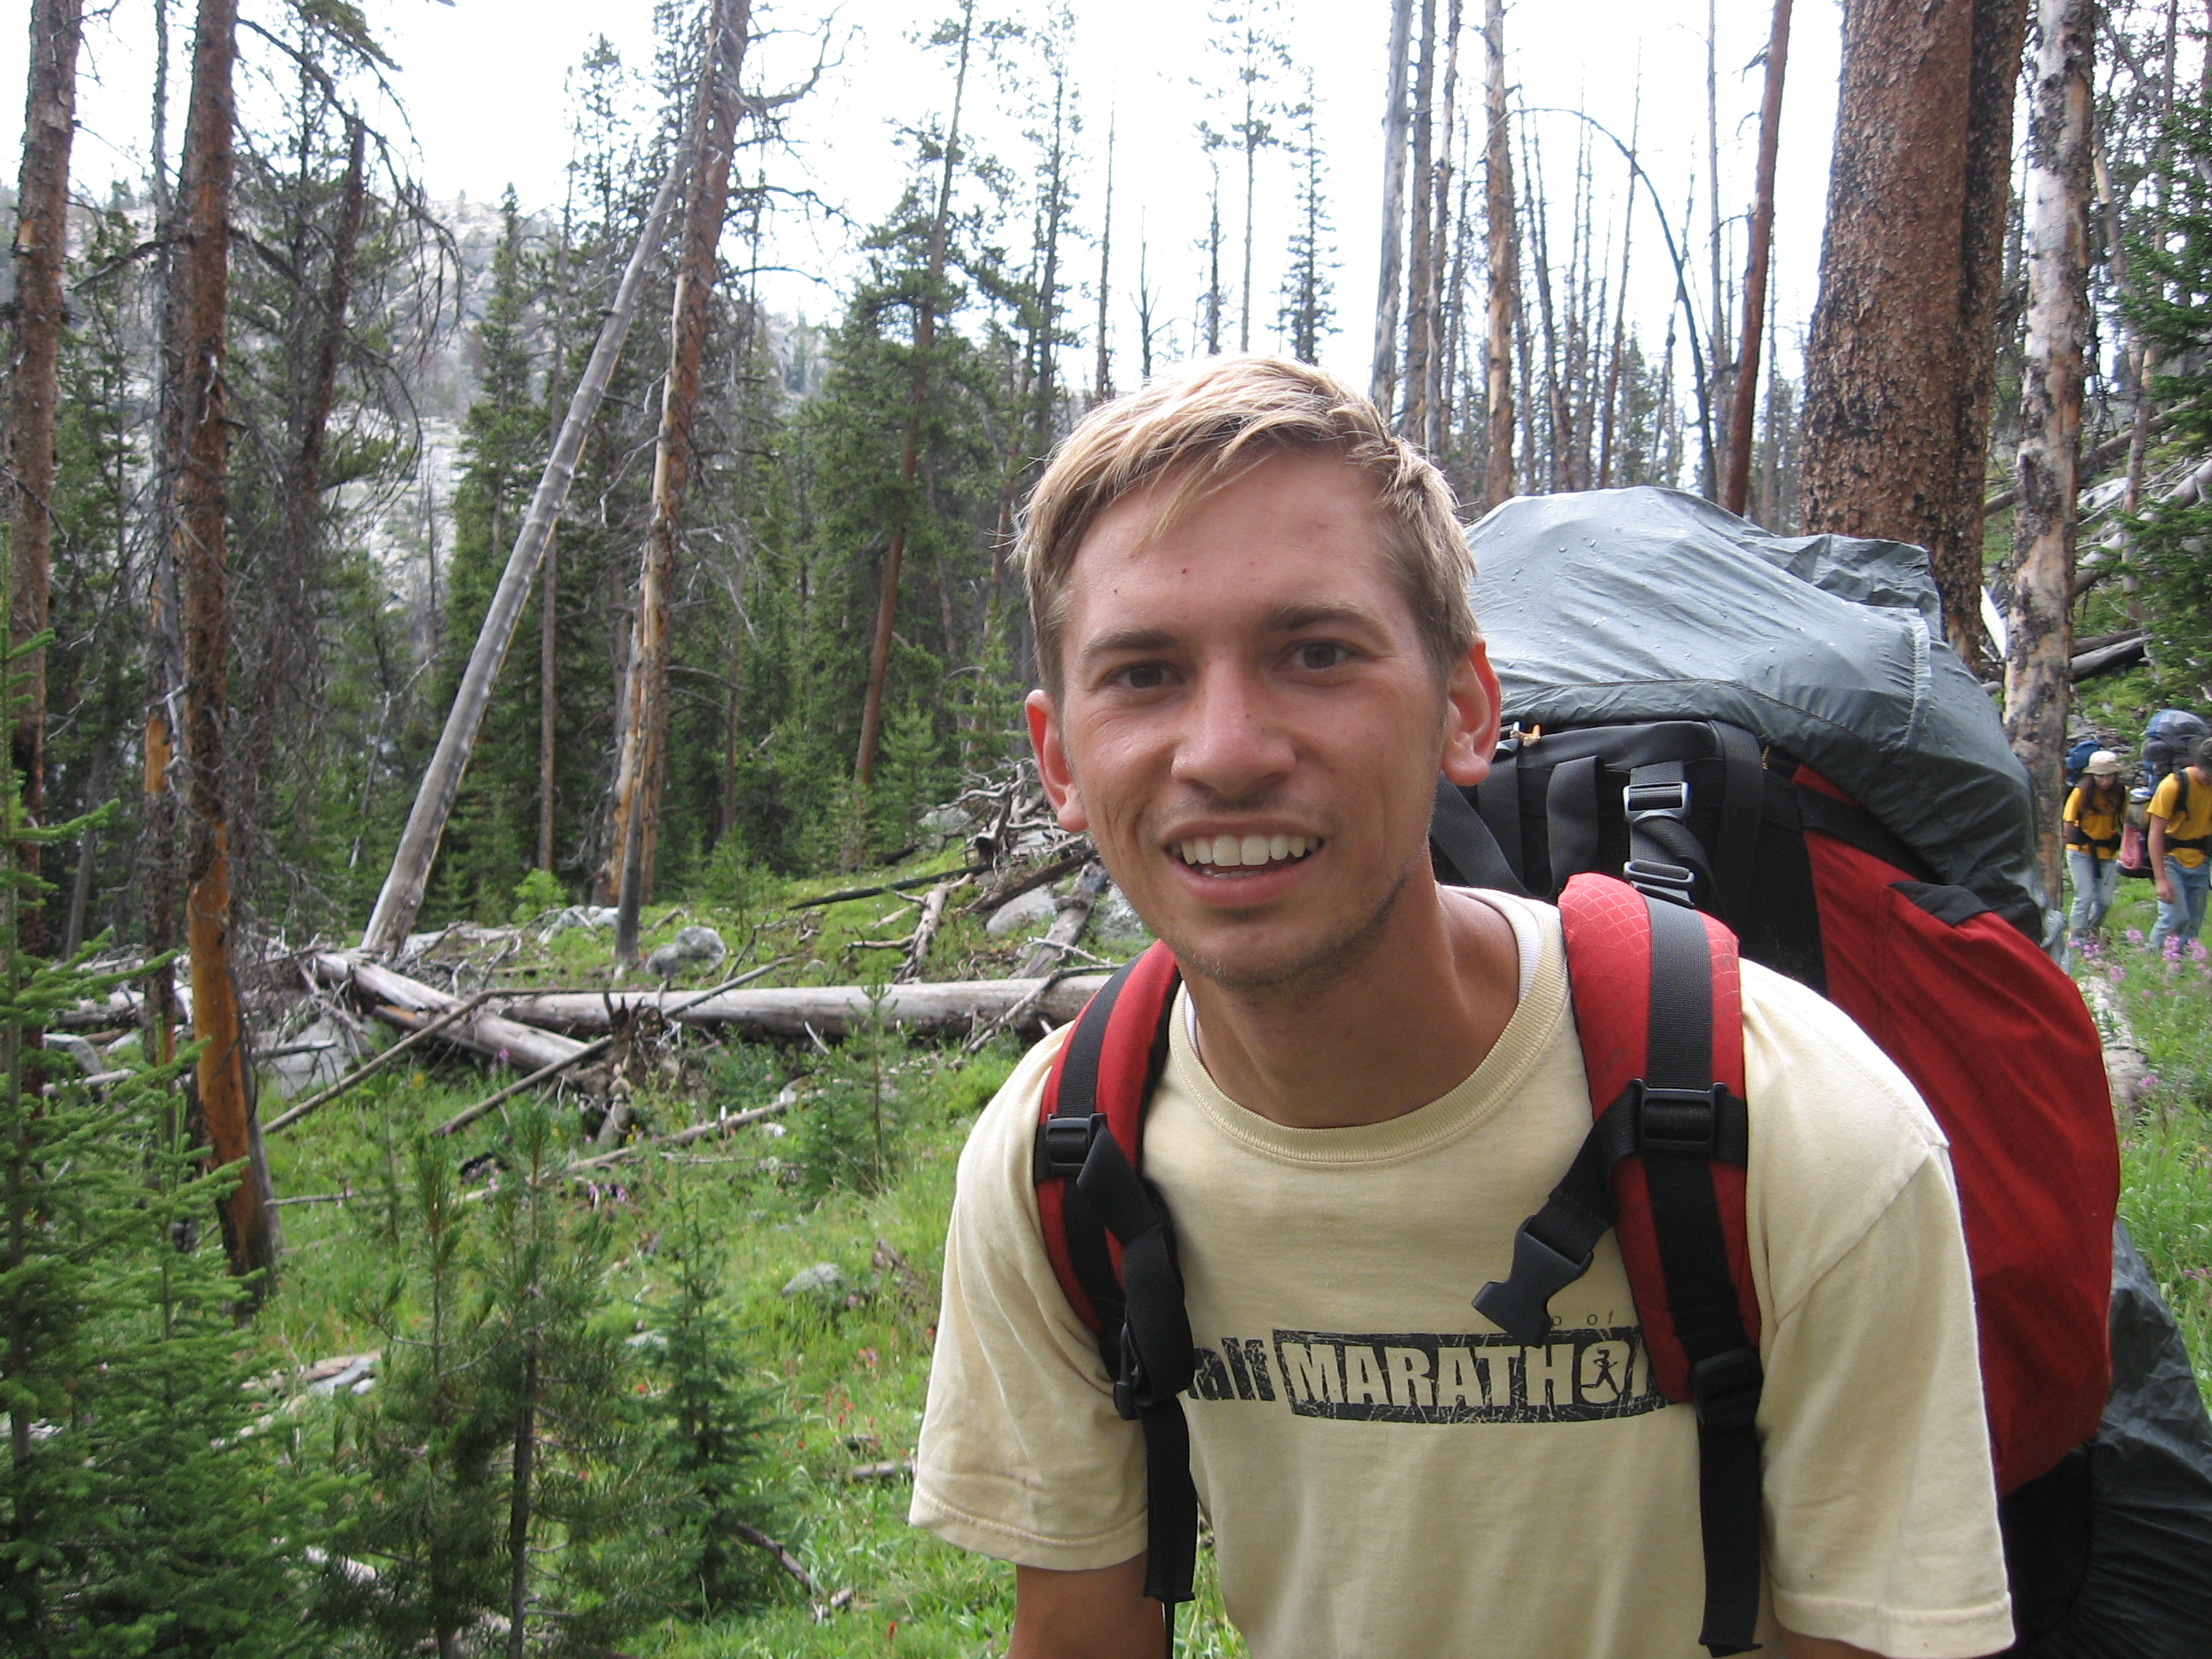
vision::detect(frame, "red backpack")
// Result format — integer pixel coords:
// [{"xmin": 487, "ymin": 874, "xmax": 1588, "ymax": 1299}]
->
[{"xmin": 1032, "ymin": 750, "xmax": 2118, "ymax": 1656}]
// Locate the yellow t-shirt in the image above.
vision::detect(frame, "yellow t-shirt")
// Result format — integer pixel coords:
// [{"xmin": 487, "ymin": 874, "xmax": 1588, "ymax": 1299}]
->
[
  {"xmin": 2149, "ymin": 769, "xmax": 2212, "ymax": 869},
  {"xmin": 2064, "ymin": 782, "xmax": 2127, "ymax": 859},
  {"xmin": 912, "ymin": 893, "xmax": 2013, "ymax": 1659}
]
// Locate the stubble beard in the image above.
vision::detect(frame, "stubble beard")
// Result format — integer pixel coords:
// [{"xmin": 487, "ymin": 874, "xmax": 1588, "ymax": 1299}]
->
[{"xmin": 1163, "ymin": 857, "xmax": 1417, "ymax": 1002}]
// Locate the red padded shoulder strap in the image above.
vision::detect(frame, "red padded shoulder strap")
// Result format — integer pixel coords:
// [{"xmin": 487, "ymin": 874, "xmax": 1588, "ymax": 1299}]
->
[
  {"xmin": 1557, "ymin": 873, "xmax": 1758, "ymax": 1400},
  {"xmin": 1035, "ymin": 940, "xmax": 1183, "ymax": 1333}
]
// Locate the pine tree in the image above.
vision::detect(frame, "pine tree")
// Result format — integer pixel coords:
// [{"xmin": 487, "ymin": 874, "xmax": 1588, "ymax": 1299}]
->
[{"xmin": 1278, "ymin": 77, "xmax": 1338, "ymax": 364}]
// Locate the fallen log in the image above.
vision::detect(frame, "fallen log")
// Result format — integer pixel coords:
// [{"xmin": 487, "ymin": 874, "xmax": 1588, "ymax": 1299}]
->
[
  {"xmin": 492, "ymin": 972, "xmax": 1109, "ymax": 1039},
  {"xmin": 310, "ymin": 953, "xmax": 590, "ymax": 1074},
  {"xmin": 2070, "ymin": 630, "xmax": 2148, "ymax": 682},
  {"xmin": 1016, "ymin": 862, "xmax": 1112, "ymax": 978}
]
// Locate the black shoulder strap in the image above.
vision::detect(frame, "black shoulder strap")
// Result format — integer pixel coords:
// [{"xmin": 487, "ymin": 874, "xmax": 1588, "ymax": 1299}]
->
[
  {"xmin": 1429, "ymin": 772, "xmax": 1532, "ymax": 894},
  {"xmin": 1040, "ymin": 974, "xmax": 1200, "ymax": 1626}
]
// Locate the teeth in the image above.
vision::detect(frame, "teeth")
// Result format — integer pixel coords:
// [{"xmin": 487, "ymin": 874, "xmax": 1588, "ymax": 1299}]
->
[{"xmin": 1177, "ymin": 835, "xmax": 1319, "ymax": 868}]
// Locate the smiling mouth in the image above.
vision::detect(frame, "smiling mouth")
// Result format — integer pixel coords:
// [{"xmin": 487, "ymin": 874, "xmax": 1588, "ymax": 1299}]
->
[{"xmin": 1173, "ymin": 834, "xmax": 1321, "ymax": 875}]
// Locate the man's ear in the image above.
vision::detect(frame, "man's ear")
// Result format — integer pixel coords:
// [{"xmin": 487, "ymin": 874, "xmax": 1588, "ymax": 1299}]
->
[
  {"xmin": 1440, "ymin": 637, "xmax": 1502, "ymax": 789},
  {"xmin": 1025, "ymin": 689, "xmax": 1091, "ymax": 833}
]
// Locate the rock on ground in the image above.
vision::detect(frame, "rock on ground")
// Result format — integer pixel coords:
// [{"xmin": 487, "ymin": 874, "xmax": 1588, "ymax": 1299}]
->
[
  {"xmin": 985, "ymin": 886, "xmax": 1060, "ymax": 938},
  {"xmin": 645, "ymin": 925, "xmax": 727, "ymax": 981}
]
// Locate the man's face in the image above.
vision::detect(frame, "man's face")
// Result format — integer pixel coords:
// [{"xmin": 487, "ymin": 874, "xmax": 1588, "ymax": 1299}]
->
[{"xmin": 1026, "ymin": 449, "xmax": 1498, "ymax": 994}]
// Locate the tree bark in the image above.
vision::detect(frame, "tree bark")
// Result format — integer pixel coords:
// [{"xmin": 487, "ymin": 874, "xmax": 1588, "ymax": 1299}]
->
[
  {"xmin": 362, "ymin": 156, "xmax": 684, "ymax": 955},
  {"xmin": 1797, "ymin": 0, "xmax": 2029, "ymax": 674},
  {"xmin": 170, "ymin": 0, "xmax": 281, "ymax": 1290},
  {"xmin": 492, "ymin": 973, "xmax": 1111, "ymax": 1039},
  {"xmin": 1095, "ymin": 112, "xmax": 1115, "ymax": 402},
  {"xmin": 1371, "ymin": 0, "xmax": 1416, "ymax": 413},
  {"xmin": 853, "ymin": 0, "xmax": 974, "ymax": 803},
  {"xmin": 1425, "ymin": 0, "xmax": 1464, "ymax": 457},
  {"xmin": 1401, "ymin": 0, "xmax": 1439, "ymax": 442},
  {"xmin": 1724, "ymin": 0, "xmax": 1793, "ymax": 516},
  {"xmin": 1480, "ymin": 0, "xmax": 1517, "ymax": 510},
  {"xmin": 610, "ymin": 0, "xmax": 751, "ymax": 963},
  {"xmin": 2004, "ymin": 0, "xmax": 2093, "ymax": 911},
  {"xmin": 7, "ymin": 0, "xmax": 85, "ymax": 938}
]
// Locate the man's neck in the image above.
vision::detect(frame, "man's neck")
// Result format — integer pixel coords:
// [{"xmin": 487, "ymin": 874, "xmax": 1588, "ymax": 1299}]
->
[{"xmin": 1179, "ymin": 885, "xmax": 1522, "ymax": 1131}]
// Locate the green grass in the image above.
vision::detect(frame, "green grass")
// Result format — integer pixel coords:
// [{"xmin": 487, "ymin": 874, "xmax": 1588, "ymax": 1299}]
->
[
  {"xmin": 2075, "ymin": 883, "xmax": 2212, "ymax": 1387},
  {"xmin": 238, "ymin": 859, "xmax": 2212, "ymax": 1654}
]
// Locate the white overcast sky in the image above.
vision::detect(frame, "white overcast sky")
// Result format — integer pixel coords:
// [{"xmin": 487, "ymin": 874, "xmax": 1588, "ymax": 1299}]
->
[{"xmin": 6, "ymin": 0, "xmax": 1845, "ymax": 394}]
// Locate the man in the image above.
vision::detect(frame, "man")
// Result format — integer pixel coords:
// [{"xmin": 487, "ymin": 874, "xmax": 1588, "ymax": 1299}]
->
[
  {"xmin": 2062, "ymin": 748, "xmax": 2126, "ymax": 947},
  {"xmin": 911, "ymin": 358, "xmax": 2011, "ymax": 1659},
  {"xmin": 2148, "ymin": 732, "xmax": 2212, "ymax": 950}
]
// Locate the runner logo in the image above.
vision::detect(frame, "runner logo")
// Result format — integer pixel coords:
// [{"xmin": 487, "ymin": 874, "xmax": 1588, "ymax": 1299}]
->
[{"xmin": 1187, "ymin": 1327, "xmax": 1666, "ymax": 1424}]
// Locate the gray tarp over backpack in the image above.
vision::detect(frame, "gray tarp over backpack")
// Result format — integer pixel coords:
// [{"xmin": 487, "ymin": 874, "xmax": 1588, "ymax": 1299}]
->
[
  {"xmin": 1467, "ymin": 485, "xmax": 2046, "ymax": 925},
  {"xmin": 1455, "ymin": 487, "xmax": 2212, "ymax": 1657}
]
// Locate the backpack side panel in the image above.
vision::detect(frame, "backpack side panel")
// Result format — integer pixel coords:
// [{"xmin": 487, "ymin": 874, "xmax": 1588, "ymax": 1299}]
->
[
  {"xmin": 1796, "ymin": 772, "xmax": 2118, "ymax": 1492},
  {"xmin": 1558, "ymin": 874, "xmax": 1758, "ymax": 1403}
]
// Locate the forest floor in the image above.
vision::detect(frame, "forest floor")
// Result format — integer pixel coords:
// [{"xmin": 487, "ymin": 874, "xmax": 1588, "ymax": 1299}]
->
[{"xmin": 248, "ymin": 859, "xmax": 2211, "ymax": 1659}]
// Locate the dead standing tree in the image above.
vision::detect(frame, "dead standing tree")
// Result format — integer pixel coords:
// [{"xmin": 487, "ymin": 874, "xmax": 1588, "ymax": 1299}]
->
[
  {"xmin": 2005, "ymin": 0, "xmax": 2095, "ymax": 904},
  {"xmin": 1371, "ymin": 0, "xmax": 1416, "ymax": 415},
  {"xmin": 360, "ymin": 160, "xmax": 685, "ymax": 956},
  {"xmin": 1480, "ymin": 0, "xmax": 1516, "ymax": 510},
  {"xmin": 166, "ymin": 0, "xmax": 281, "ymax": 1289},
  {"xmin": 1723, "ymin": 0, "xmax": 1792, "ymax": 517},
  {"xmin": 607, "ymin": 0, "xmax": 753, "ymax": 965},
  {"xmin": 1797, "ymin": 0, "xmax": 2030, "ymax": 674},
  {"xmin": 6, "ymin": 0, "xmax": 85, "ymax": 950}
]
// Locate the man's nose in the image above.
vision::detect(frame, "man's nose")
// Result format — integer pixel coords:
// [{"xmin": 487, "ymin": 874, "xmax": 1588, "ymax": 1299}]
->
[{"xmin": 1172, "ymin": 664, "xmax": 1295, "ymax": 800}]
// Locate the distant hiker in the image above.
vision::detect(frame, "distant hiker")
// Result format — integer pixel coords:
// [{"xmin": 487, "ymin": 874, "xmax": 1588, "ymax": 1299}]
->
[
  {"xmin": 911, "ymin": 358, "xmax": 2011, "ymax": 1659},
  {"xmin": 2062, "ymin": 749, "xmax": 2126, "ymax": 945},
  {"xmin": 2147, "ymin": 733, "xmax": 2212, "ymax": 950}
]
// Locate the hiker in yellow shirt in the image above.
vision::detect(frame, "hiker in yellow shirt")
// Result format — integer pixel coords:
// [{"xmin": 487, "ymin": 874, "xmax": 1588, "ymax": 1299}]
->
[
  {"xmin": 2062, "ymin": 751, "xmax": 2127, "ymax": 946},
  {"xmin": 2148, "ymin": 735, "xmax": 2212, "ymax": 950}
]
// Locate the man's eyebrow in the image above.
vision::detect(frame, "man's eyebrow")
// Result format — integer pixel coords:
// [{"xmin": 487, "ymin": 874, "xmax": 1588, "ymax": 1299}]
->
[
  {"xmin": 1077, "ymin": 626, "xmax": 1179, "ymax": 661},
  {"xmin": 1262, "ymin": 601, "xmax": 1393, "ymax": 635}
]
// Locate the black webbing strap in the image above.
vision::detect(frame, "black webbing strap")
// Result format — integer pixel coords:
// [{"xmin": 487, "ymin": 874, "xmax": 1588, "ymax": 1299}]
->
[
  {"xmin": 1430, "ymin": 773, "xmax": 1532, "ymax": 894},
  {"xmin": 1476, "ymin": 750, "xmax": 1527, "ymax": 879},
  {"xmin": 1547, "ymin": 755, "xmax": 1602, "ymax": 890},
  {"xmin": 1789, "ymin": 785, "xmax": 1936, "ymax": 883},
  {"xmin": 1640, "ymin": 895, "xmax": 1765, "ymax": 1657},
  {"xmin": 1075, "ymin": 1128, "xmax": 1199, "ymax": 1609},
  {"xmin": 1710, "ymin": 724, "xmax": 1764, "ymax": 929},
  {"xmin": 1034, "ymin": 954, "xmax": 1196, "ymax": 1619}
]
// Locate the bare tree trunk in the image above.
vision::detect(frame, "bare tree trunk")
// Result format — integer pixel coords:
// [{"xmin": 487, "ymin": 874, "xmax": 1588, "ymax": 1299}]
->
[
  {"xmin": 537, "ymin": 535, "xmax": 557, "ymax": 871},
  {"xmin": 1480, "ymin": 0, "xmax": 1517, "ymax": 510},
  {"xmin": 1371, "ymin": 0, "xmax": 1416, "ymax": 412},
  {"xmin": 1402, "ymin": 0, "xmax": 1439, "ymax": 442},
  {"xmin": 1095, "ymin": 111, "xmax": 1115, "ymax": 402},
  {"xmin": 610, "ymin": 0, "xmax": 752, "ymax": 964},
  {"xmin": 1598, "ymin": 86, "xmax": 1640, "ymax": 489},
  {"xmin": 361, "ymin": 158, "xmax": 684, "ymax": 955},
  {"xmin": 170, "ymin": 0, "xmax": 280, "ymax": 1290},
  {"xmin": 1426, "ymin": 0, "xmax": 1464, "ymax": 457},
  {"xmin": 7, "ymin": 0, "xmax": 85, "ymax": 956},
  {"xmin": 1724, "ymin": 0, "xmax": 1792, "ymax": 516},
  {"xmin": 1798, "ymin": 0, "xmax": 2029, "ymax": 675},
  {"xmin": 1705, "ymin": 0, "xmax": 1728, "ymax": 496},
  {"xmin": 2005, "ymin": 0, "xmax": 2093, "ymax": 910},
  {"xmin": 853, "ymin": 0, "xmax": 975, "ymax": 803}
]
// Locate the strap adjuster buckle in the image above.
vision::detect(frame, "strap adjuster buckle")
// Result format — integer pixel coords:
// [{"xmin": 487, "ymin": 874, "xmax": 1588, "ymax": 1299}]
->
[
  {"xmin": 1112, "ymin": 1323, "xmax": 1148, "ymax": 1419},
  {"xmin": 1690, "ymin": 1346, "xmax": 1764, "ymax": 1429},
  {"xmin": 1035, "ymin": 1112, "xmax": 1103, "ymax": 1181},
  {"xmin": 1623, "ymin": 858, "xmax": 1697, "ymax": 905},
  {"xmin": 1636, "ymin": 1083, "xmax": 1724, "ymax": 1155},
  {"xmin": 1626, "ymin": 780, "xmax": 1691, "ymax": 817}
]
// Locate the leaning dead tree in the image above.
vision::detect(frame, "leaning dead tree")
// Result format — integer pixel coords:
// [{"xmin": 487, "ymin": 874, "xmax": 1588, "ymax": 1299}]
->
[
  {"xmin": 167, "ymin": 0, "xmax": 281, "ymax": 1288},
  {"xmin": 608, "ymin": 0, "xmax": 753, "ymax": 963},
  {"xmin": 2005, "ymin": 0, "xmax": 2095, "ymax": 904},
  {"xmin": 360, "ymin": 157, "xmax": 686, "ymax": 956},
  {"xmin": 6, "ymin": 0, "xmax": 85, "ymax": 947}
]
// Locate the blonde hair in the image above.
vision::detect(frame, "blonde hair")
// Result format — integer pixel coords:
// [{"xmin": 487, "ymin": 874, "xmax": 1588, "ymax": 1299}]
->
[{"xmin": 1017, "ymin": 355, "xmax": 1476, "ymax": 694}]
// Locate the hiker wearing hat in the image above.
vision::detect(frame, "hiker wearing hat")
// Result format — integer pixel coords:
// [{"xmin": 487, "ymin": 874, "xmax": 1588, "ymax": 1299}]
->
[
  {"xmin": 2148, "ymin": 732, "xmax": 2212, "ymax": 949},
  {"xmin": 2062, "ymin": 750, "xmax": 2126, "ymax": 946}
]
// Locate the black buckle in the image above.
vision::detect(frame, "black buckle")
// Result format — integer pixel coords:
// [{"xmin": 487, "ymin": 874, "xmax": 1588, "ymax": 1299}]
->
[
  {"xmin": 1690, "ymin": 1346, "xmax": 1764, "ymax": 1429},
  {"xmin": 1626, "ymin": 779, "xmax": 1691, "ymax": 817},
  {"xmin": 1035, "ymin": 1112, "xmax": 1103, "ymax": 1182},
  {"xmin": 1112, "ymin": 1323, "xmax": 1147, "ymax": 1420},
  {"xmin": 1473, "ymin": 1226, "xmax": 1592, "ymax": 1344},
  {"xmin": 1637, "ymin": 1082, "xmax": 1724, "ymax": 1156},
  {"xmin": 1624, "ymin": 858, "xmax": 1697, "ymax": 906}
]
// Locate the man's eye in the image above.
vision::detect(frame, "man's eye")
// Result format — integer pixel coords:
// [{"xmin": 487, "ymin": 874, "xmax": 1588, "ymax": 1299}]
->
[
  {"xmin": 1293, "ymin": 642, "xmax": 1352, "ymax": 672},
  {"xmin": 1116, "ymin": 662, "xmax": 1172, "ymax": 690}
]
